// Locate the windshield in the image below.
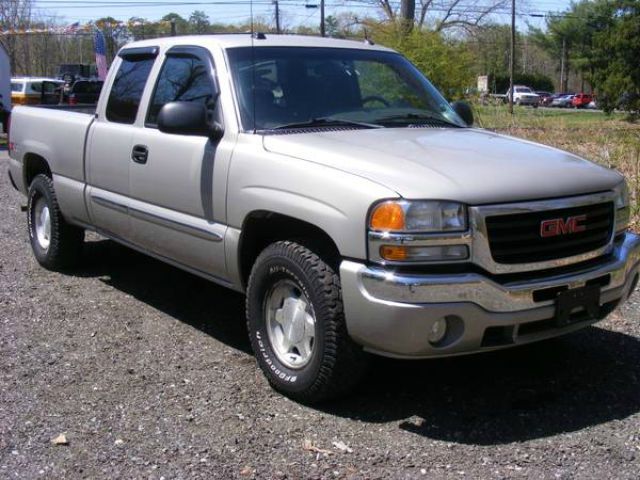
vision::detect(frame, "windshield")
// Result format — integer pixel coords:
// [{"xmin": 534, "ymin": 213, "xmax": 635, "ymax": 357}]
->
[
  {"xmin": 515, "ymin": 87, "xmax": 533, "ymax": 93},
  {"xmin": 227, "ymin": 47, "xmax": 466, "ymax": 131}
]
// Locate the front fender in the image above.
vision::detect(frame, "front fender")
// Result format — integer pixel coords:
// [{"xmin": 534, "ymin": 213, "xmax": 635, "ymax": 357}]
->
[{"xmin": 227, "ymin": 135, "xmax": 398, "ymax": 260}]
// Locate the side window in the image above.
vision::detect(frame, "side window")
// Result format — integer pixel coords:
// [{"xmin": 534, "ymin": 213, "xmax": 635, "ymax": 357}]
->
[
  {"xmin": 106, "ymin": 57, "xmax": 155, "ymax": 124},
  {"xmin": 146, "ymin": 54, "xmax": 215, "ymax": 126}
]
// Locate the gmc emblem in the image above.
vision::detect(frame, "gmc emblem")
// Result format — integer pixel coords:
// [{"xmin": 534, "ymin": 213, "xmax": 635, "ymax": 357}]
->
[{"xmin": 540, "ymin": 215, "xmax": 587, "ymax": 238}]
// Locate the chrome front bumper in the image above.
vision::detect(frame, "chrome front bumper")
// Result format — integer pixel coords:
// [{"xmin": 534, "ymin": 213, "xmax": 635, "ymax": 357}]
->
[{"xmin": 340, "ymin": 232, "xmax": 640, "ymax": 359}]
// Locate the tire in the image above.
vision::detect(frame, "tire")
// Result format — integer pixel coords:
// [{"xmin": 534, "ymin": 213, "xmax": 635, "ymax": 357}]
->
[
  {"xmin": 246, "ymin": 241, "xmax": 368, "ymax": 403},
  {"xmin": 27, "ymin": 174, "xmax": 84, "ymax": 270}
]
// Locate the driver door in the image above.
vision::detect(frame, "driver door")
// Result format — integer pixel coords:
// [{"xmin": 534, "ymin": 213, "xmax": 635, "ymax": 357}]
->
[{"xmin": 128, "ymin": 46, "xmax": 231, "ymax": 280}]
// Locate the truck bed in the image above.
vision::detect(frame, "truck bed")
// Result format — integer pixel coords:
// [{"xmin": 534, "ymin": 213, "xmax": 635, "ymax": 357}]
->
[{"xmin": 10, "ymin": 105, "xmax": 95, "ymax": 185}]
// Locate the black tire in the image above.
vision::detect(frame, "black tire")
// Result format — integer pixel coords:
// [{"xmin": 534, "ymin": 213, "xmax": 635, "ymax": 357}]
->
[
  {"xmin": 246, "ymin": 241, "xmax": 368, "ymax": 403},
  {"xmin": 27, "ymin": 174, "xmax": 84, "ymax": 270}
]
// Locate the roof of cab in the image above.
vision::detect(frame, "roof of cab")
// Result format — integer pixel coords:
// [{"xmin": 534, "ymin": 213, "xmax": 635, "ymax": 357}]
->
[{"xmin": 119, "ymin": 33, "xmax": 395, "ymax": 53}]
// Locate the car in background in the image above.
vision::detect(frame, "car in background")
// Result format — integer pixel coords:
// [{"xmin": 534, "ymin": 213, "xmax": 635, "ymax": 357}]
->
[
  {"xmin": 65, "ymin": 79, "xmax": 103, "ymax": 105},
  {"xmin": 572, "ymin": 93, "xmax": 593, "ymax": 109},
  {"xmin": 10, "ymin": 77, "xmax": 64, "ymax": 105},
  {"xmin": 509, "ymin": 85, "xmax": 540, "ymax": 107},
  {"xmin": 536, "ymin": 91, "xmax": 553, "ymax": 106},
  {"xmin": 549, "ymin": 94, "xmax": 574, "ymax": 108}
]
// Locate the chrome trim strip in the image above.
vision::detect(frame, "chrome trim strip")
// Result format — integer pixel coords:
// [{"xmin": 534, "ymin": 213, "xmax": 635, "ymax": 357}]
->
[
  {"xmin": 91, "ymin": 194, "xmax": 223, "ymax": 242},
  {"xmin": 368, "ymin": 230, "xmax": 472, "ymax": 265},
  {"xmin": 91, "ymin": 194, "xmax": 128, "ymax": 214},
  {"xmin": 471, "ymin": 191, "xmax": 616, "ymax": 274},
  {"xmin": 129, "ymin": 206, "xmax": 223, "ymax": 242},
  {"xmin": 359, "ymin": 232, "xmax": 640, "ymax": 312}
]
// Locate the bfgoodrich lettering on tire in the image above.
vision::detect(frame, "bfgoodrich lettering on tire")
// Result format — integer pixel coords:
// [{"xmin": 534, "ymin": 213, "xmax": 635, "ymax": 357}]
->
[
  {"xmin": 246, "ymin": 241, "xmax": 368, "ymax": 403},
  {"xmin": 27, "ymin": 174, "xmax": 84, "ymax": 270}
]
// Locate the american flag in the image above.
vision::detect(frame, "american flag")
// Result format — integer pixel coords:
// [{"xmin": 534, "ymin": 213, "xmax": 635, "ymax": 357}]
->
[{"xmin": 94, "ymin": 30, "xmax": 108, "ymax": 81}]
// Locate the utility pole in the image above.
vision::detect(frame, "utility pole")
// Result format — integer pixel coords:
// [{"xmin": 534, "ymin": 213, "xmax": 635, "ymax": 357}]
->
[
  {"xmin": 320, "ymin": 0, "xmax": 325, "ymax": 37},
  {"xmin": 508, "ymin": 0, "xmax": 515, "ymax": 115},
  {"xmin": 170, "ymin": 18, "xmax": 177, "ymax": 36},
  {"xmin": 274, "ymin": 1, "xmax": 281, "ymax": 34},
  {"xmin": 560, "ymin": 37, "xmax": 566, "ymax": 92}
]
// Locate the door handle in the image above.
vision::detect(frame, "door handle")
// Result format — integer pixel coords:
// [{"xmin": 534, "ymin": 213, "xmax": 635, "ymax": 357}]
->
[{"xmin": 131, "ymin": 145, "xmax": 149, "ymax": 164}]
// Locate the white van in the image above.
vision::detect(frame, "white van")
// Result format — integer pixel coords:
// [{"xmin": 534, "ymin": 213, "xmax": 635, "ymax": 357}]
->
[{"xmin": 0, "ymin": 43, "xmax": 10, "ymax": 133}]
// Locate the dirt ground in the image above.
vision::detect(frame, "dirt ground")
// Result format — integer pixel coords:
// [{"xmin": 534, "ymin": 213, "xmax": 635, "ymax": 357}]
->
[{"xmin": 1, "ymin": 151, "xmax": 640, "ymax": 479}]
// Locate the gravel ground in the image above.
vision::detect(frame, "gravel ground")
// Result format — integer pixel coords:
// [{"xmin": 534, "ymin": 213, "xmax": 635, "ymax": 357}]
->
[{"xmin": 1, "ymin": 151, "xmax": 640, "ymax": 479}]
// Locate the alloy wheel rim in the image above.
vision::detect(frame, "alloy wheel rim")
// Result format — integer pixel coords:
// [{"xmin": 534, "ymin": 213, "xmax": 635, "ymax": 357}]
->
[
  {"xmin": 34, "ymin": 197, "xmax": 51, "ymax": 251},
  {"xmin": 264, "ymin": 279, "xmax": 316, "ymax": 369}
]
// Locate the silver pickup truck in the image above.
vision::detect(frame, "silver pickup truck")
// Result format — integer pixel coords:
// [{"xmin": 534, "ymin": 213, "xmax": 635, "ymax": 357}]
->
[{"xmin": 7, "ymin": 34, "xmax": 640, "ymax": 403}]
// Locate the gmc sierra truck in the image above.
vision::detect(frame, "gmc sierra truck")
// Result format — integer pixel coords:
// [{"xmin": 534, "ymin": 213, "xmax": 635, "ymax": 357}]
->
[{"xmin": 7, "ymin": 35, "xmax": 640, "ymax": 403}]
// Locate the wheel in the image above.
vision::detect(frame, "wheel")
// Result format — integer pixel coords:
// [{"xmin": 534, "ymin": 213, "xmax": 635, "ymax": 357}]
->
[
  {"xmin": 246, "ymin": 241, "xmax": 368, "ymax": 403},
  {"xmin": 27, "ymin": 174, "xmax": 84, "ymax": 270}
]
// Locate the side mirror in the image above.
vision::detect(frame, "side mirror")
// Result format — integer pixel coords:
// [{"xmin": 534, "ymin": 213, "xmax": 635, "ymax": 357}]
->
[
  {"xmin": 451, "ymin": 100, "xmax": 474, "ymax": 127},
  {"xmin": 157, "ymin": 101, "xmax": 223, "ymax": 139}
]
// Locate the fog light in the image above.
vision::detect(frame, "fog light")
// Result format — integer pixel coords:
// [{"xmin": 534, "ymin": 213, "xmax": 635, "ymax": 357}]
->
[
  {"xmin": 428, "ymin": 317, "xmax": 448, "ymax": 344},
  {"xmin": 380, "ymin": 244, "xmax": 469, "ymax": 262}
]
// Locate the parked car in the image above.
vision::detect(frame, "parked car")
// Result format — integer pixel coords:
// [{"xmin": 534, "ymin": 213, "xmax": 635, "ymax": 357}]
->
[
  {"xmin": 65, "ymin": 79, "xmax": 104, "ymax": 105},
  {"xmin": 7, "ymin": 35, "xmax": 639, "ymax": 403},
  {"xmin": 572, "ymin": 93, "xmax": 593, "ymax": 109},
  {"xmin": 550, "ymin": 94, "xmax": 574, "ymax": 108},
  {"xmin": 58, "ymin": 63, "xmax": 96, "ymax": 84},
  {"xmin": 10, "ymin": 77, "xmax": 64, "ymax": 106},
  {"xmin": 508, "ymin": 85, "xmax": 540, "ymax": 107},
  {"xmin": 536, "ymin": 91, "xmax": 553, "ymax": 106}
]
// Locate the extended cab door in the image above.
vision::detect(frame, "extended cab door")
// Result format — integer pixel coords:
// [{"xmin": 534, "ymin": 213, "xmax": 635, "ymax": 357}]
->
[
  {"xmin": 86, "ymin": 48, "xmax": 157, "ymax": 240},
  {"xmin": 127, "ymin": 45, "xmax": 231, "ymax": 279}
]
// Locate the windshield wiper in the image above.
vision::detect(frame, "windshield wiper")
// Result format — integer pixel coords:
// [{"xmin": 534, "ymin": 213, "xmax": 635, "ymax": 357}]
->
[
  {"xmin": 375, "ymin": 112, "xmax": 462, "ymax": 127},
  {"xmin": 270, "ymin": 116, "xmax": 383, "ymax": 131}
]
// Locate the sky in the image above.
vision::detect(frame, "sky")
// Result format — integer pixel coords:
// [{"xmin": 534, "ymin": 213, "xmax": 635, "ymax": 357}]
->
[{"xmin": 32, "ymin": 0, "xmax": 575, "ymax": 31}]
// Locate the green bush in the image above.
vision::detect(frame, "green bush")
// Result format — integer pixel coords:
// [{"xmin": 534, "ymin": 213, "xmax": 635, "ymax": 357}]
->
[{"xmin": 370, "ymin": 24, "xmax": 474, "ymax": 100}]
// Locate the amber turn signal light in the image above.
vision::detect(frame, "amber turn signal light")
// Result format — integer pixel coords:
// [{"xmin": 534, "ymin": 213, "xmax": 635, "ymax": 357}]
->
[
  {"xmin": 370, "ymin": 202, "xmax": 405, "ymax": 231},
  {"xmin": 380, "ymin": 245, "xmax": 408, "ymax": 261}
]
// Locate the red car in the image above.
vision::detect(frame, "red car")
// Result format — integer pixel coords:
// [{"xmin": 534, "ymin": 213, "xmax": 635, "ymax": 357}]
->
[{"xmin": 572, "ymin": 93, "xmax": 593, "ymax": 108}]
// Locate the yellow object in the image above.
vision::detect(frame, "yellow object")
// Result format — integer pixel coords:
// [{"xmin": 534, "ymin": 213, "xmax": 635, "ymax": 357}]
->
[
  {"xmin": 370, "ymin": 202, "xmax": 405, "ymax": 231},
  {"xmin": 380, "ymin": 245, "xmax": 408, "ymax": 261}
]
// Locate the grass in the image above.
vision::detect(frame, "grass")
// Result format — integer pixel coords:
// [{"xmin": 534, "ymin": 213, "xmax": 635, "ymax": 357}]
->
[{"xmin": 473, "ymin": 104, "xmax": 640, "ymax": 230}]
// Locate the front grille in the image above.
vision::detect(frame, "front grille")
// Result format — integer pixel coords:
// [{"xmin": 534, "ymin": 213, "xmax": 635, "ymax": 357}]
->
[{"xmin": 485, "ymin": 202, "xmax": 614, "ymax": 264}]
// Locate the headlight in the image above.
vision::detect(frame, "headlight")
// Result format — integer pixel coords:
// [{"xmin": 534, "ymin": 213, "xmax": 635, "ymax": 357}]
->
[
  {"xmin": 613, "ymin": 181, "xmax": 630, "ymax": 233},
  {"xmin": 369, "ymin": 200, "xmax": 467, "ymax": 232}
]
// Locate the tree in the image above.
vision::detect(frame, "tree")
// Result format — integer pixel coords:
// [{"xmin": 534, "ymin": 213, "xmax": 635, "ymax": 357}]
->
[
  {"xmin": 374, "ymin": 0, "xmax": 510, "ymax": 33},
  {"xmin": 188, "ymin": 10, "xmax": 210, "ymax": 34},
  {"xmin": 161, "ymin": 13, "xmax": 188, "ymax": 35},
  {"xmin": 591, "ymin": 0, "xmax": 640, "ymax": 113},
  {"xmin": 324, "ymin": 15, "xmax": 339, "ymax": 37},
  {"xmin": 530, "ymin": 0, "xmax": 599, "ymax": 92},
  {"xmin": 370, "ymin": 22, "xmax": 473, "ymax": 98},
  {"xmin": 0, "ymin": 0, "xmax": 33, "ymax": 71}
]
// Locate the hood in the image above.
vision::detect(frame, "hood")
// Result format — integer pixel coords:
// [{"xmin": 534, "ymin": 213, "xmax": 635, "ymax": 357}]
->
[{"xmin": 263, "ymin": 127, "xmax": 622, "ymax": 205}]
